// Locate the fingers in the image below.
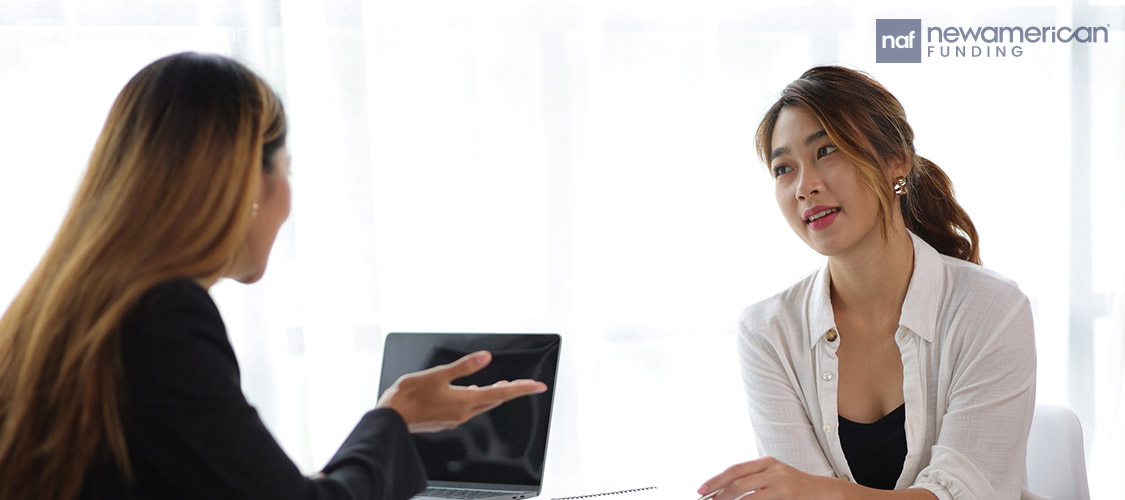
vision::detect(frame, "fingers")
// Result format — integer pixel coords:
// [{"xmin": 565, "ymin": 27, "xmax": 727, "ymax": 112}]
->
[
  {"xmin": 714, "ymin": 481, "xmax": 759, "ymax": 500},
  {"xmin": 467, "ymin": 379, "xmax": 548, "ymax": 403},
  {"xmin": 385, "ymin": 353, "xmax": 549, "ymax": 434},
  {"xmin": 448, "ymin": 379, "xmax": 548, "ymax": 421},
  {"xmin": 698, "ymin": 458, "xmax": 772, "ymax": 496},
  {"xmin": 408, "ymin": 420, "xmax": 463, "ymax": 433},
  {"xmin": 443, "ymin": 351, "xmax": 492, "ymax": 378},
  {"xmin": 430, "ymin": 350, "xmax": 493, "ymax": 381},
  {"xmin": 406, "ymin": 381, "xmax": 542, "ymax": 433},
  {"xmin": 468, "ymin": 400, "xmax": 504, "ymax": 415}
]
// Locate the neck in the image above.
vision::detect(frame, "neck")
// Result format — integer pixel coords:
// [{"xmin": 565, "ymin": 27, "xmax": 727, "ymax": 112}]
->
[{"xmin": 827, "ymin": 223, "xmax": 915, "ymax": 320}]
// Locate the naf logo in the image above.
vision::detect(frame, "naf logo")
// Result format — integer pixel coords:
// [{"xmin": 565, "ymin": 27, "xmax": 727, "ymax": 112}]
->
[{"xmin": 876, "ymin": 19, "xmax": 922, "ymax": 63}]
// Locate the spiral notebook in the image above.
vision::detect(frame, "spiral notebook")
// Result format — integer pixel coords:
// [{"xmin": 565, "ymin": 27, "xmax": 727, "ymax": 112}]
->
[{"xmin": 551, "ymin": 486, "xmax": 659, "ymax": 500}]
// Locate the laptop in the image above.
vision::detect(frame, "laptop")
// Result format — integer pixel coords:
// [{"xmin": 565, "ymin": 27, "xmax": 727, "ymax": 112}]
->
[{"xmin": 378, "ymin": 333, "xmax": 562, "ymax": 500}]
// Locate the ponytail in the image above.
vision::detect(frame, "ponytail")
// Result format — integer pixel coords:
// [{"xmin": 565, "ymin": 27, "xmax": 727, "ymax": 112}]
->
[{"xmin": 901, "ymin": 156, "xmax": 980, "ymax": 264}]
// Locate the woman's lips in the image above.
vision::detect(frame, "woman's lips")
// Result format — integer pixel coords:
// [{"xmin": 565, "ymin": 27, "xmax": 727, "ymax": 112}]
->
[{"xmin": 804, "ymin": 207, "xmax": 840, "ymax": 230}]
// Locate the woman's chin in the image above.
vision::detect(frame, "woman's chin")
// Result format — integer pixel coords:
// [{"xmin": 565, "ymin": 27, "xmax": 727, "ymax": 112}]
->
[
  {"xmin": 228, "ymin": 266, "xmax": 267, "ymax": 284},
  {"xmin": 803, "ymin": 236, "xmax": 850, "ymax": 259}
]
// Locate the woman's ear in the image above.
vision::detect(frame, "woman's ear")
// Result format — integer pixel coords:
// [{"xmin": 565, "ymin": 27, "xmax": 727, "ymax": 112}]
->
[
  {"xmin": 257, "ymin": 167, "xmax": 274, "ymax": 200},
  {"xmin": 887, "ymin": 157, "xmax": 913, "ymax": 179}
]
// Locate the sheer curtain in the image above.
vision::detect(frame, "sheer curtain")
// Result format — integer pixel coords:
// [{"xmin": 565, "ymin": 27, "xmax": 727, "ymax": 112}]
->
[{"xmin": 1, "ymin": 0, "xmax": 1122, "ymax": 496}]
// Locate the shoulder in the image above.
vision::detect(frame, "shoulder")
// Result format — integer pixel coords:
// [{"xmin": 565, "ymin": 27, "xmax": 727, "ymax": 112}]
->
[
  {"xmin": 123, "ymin": 277, "xmax": 230, "ymax": 359},
  {"xmin": 739, "ymin": 270, "xmax": 817, "ymax": 328},
  {"xmin": 125, "ymin": 278, "xmax": 224, "ymax": 339},
  {"xmin": 932, "ymin": 256, "xmax": 1034, "ymax": 352},
  {"xmin": 737, "ymin": 270, "xmax": 819, "ymax": 349},
  {"xmin": 938, "ymin": 255, "xmax": 1029, "ymax": 311},
  {"xmin": 909, "ymin": 231, "xmax": 1028, "ymax": 313},
  {"xmin": 121, "ymin": 278, "xmax": 241, "ymax": 405},
  {"xmin": 132, "ymin": 278, "xmax": 219, "ymax": 319}
]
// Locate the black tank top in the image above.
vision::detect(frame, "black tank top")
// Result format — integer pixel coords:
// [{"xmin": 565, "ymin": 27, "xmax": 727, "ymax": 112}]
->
[{"xmin": 837, "ymin": 403, "xmax": 907, "ymax": 490}]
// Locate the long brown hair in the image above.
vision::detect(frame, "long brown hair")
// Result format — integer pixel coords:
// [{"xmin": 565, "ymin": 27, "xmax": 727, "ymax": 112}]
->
[
  {"xmin": 755, "ymin": 66, "xmax": 980, "ymax": 264},
  {"xmin": 0, "ymin": 52, "xmax": 286, "ymax": 500}
]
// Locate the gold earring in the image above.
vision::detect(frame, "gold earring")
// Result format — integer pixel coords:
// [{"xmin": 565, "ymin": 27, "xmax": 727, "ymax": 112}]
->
[
  {"xmin": 893, "ymin": 176, "xmax": 908, "ymax": 196},
  {"xmin": 251, "ymin": 202, "xmax": 260, "ymax": 217}
]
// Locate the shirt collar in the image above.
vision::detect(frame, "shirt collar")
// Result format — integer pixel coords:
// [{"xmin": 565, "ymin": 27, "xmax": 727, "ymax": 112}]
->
[
  {"xmin": 806, "ymin": 231, "xmax": 943, "ymax": 350},
  {"xmin": 806, "ymin": 264, "xmax": 836, "ymax": 350},
  {"xmin": 898, "ymin": 231, "xmax": 942, "ymax": 343}
]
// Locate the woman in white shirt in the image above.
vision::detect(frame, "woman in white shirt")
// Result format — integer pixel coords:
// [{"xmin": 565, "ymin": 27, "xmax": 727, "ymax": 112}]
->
[{"xmin": 698, "ymin": 66, "xmax": 1040, "ymax": 500}]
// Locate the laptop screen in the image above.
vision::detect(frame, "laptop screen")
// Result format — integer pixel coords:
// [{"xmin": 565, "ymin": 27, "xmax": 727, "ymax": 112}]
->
[{"xmin": 378, "ymin": 333, "xmax": 561, "ymax": 488}]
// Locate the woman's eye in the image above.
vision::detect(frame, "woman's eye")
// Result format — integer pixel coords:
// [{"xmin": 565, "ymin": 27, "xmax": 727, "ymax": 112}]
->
[
  {"xmin": 772, "ymin": 164, "xmax": 792, "ymax": 178},
  {"xmin": 817, "ymin": 145, "xmax": 837, "ymax": 159}
]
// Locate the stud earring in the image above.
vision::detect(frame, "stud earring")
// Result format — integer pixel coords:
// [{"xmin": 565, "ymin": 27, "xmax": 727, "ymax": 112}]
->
[
  {"xmin": 893, "ymin": 176, "xmax": 908, "ymax": 196},
  {"xmin": 251, "ymin": 203, "xmax": 260, "ymax": 217}
]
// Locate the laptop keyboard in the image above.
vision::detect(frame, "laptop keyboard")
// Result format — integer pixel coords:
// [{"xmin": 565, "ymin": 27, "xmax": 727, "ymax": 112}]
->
[{"xmin": 421, "ymin": 488, "xmax": 516, "ymax": 499}]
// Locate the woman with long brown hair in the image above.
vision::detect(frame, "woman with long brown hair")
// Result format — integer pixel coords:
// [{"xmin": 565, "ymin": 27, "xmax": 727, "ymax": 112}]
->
[
  {"xmin": 698, "ymin": 66, "xmax": 1040, "ymax": 499},
  {"xmin": 0, "ymin": 52, "xmax": 546, "ymax": 500}
]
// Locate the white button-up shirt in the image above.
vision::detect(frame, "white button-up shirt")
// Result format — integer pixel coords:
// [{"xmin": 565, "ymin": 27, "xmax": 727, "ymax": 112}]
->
[{"xmin": 737, "ymin": 232, "xmax": 1043, "ymax": 500}]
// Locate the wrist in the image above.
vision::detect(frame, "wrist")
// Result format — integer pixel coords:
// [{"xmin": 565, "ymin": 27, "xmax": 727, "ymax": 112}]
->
[
  {"xmin": 375, "ymin": 388, "xmax": 411, "ymax": 424},
  {"xmin": 836, "ymin": 480, "xmax": 938, "ymax": 500}
]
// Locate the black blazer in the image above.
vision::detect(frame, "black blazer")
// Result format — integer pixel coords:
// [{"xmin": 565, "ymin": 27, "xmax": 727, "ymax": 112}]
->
[{"xmin": 81, "ymin": 279, "xmax": 426, "ymax": 499}]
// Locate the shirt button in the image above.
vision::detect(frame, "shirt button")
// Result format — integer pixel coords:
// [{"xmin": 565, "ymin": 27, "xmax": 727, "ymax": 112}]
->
[
  {"xmin": 842, "ymin": 475, "xmax": 850, "ymax": 482},
  {"xmin": 940, "ymin": 480, "xmax": 951, "ymax": 488},
  {"xmin": 825, "ymin": 328, "xmax": 838, "ymax": 342},
  {"xmin": 822, "ymin": 423, "xmax": 832, "ymax": 434},
  {"xmin": 822, "ymin": 371, "xmax": 834, "ymax": 381}
]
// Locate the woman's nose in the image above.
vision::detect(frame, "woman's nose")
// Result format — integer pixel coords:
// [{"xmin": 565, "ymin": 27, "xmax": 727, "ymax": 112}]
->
[{"xmin": 796, "ymin": 166, "xmax": 823, "ymax": 200}]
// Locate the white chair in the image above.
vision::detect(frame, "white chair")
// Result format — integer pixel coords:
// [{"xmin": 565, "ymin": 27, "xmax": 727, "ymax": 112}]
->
[{"xmin": 1025, "ymin": 403, "xmax": 1091, "ymax": 500}]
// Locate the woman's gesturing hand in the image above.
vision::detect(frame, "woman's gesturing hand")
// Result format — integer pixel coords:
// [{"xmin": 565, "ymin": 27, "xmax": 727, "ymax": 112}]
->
[
  {"xmin": 697, "ymin": 457, "xmax": 845, "ymax": 500},
  {"xmin": 376, "ymin": 350, "xmax": 548, "ymax": 433}
]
